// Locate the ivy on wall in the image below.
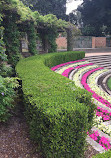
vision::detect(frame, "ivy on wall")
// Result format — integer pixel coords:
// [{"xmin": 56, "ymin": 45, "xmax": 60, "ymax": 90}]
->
[
  {"xmin": 27, "ymin": 22, "xmax": 37, "ymax": 55},
  {"xmin": 3, "ymin": 11, "xmax": 20, "ymax": 67}
]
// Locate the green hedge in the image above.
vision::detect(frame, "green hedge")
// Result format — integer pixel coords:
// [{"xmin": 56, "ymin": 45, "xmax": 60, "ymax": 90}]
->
[
  {"xmin": 16, "ymin": 51, "xmax": 95, "ymax": 158},
  {"xmin": 93, "ymin": 150, "xmax": 111, "ymax": 158}
]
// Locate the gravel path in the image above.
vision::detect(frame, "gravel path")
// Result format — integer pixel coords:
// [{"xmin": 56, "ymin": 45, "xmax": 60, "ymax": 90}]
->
[
  {"xmin": 0, "ymin": 102, "xmax": 99, "ymax": 158},
  {"xmin": 0, "ymin": 101, "xmax": 43, "ymax": 158}
]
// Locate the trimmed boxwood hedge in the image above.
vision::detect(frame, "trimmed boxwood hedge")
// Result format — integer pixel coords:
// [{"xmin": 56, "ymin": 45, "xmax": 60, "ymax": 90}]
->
[{"xmin": 16, "ymin": 51, "xmax": 95, "ymax": 158}]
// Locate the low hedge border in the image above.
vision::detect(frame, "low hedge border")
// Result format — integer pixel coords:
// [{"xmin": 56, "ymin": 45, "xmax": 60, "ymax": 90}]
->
[{"xmin": 16, "ymin": 51, "xmax": 95, "ymax": 158}]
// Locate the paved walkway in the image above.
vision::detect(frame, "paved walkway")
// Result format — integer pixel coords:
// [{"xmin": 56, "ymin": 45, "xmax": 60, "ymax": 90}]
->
[
  {"xmin": 85, "ymin": 52, "xmax": 111, "ymax": 57},
  {"xmin": 84, "ymin": 55, "xmax": 111, "ymax": 69}
]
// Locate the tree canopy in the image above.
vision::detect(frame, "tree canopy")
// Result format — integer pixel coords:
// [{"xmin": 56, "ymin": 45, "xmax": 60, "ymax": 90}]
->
[
  {"xmin": 78, "ymin": 0, "xmax": 111, "ymax": 36},
  {"xmin": 21, "ymin": 0, "xmax": 68, "ymax": 20}
]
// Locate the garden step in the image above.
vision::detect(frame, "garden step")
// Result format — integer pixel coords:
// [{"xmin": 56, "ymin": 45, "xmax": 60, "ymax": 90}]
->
[
  {"xmin": 93, "ymin": 100, "xmax": 111, "ymax": 112},
  {"xmin": 84, "ymin": 55, "xmax": 111, "ymax": 59},
  {"xmin": 92, "ymin": 127, "xmax": 111, "ymax": 142},
  {"xmin": 86, "ymin": 136, "xmax": 105, "ymax": 153},
  {"xmin": 84, "ymin": 55, "xmax": 111, "ymax": 69}
]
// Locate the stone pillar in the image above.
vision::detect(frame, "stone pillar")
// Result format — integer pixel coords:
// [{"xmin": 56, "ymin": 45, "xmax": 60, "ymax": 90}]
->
[{"xmin": 67, "ymin": 28, "xmax": 74, "ymax": 51}]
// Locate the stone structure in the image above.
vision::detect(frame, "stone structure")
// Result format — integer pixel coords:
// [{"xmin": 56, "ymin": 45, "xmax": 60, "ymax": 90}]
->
[
  {"xmin": 92, "ymin": 37, "xmax": 106, "ymax": 48},
  {"xmin": 56, "ymin": 36, "xmax": 111, "ymax": 50}
]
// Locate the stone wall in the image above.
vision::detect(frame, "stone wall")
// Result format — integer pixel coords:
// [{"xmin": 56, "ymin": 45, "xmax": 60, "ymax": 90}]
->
[
  {"xmin": 92, "ymin": 37, "xmax": 106, "ymax": 48},
  {"xmin": 73, "ymin": 36, "xmax": 92, "ymax": 48},
  {"xmin": 56, "ymin": 36, "xmax": 109, "ymax": 49},
  {"xmin": 56, "ymin": 37, "xmax": 67, "ymax": 49}
]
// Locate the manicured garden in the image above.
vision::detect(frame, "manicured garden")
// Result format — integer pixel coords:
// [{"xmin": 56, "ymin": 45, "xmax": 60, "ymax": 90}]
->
[
  {"xmin": 1, "ymin": 0, "xmax": 111, "ymax": 157},
  {"xmin": 51, "ymin": 56, "xmax": 111, "ymax": 157}
]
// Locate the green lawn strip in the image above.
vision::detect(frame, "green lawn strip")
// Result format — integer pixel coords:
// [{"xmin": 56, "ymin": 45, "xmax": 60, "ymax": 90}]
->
[
  {"xmin": 16, "ymin": 51, "xmax": 95, "ymax": 158},
  {"xmin": 92, "ymin": 150, "xmax": 111, "ymax": 158},
  {"xmin": 107, "ymin": 77, "xmax": 111, "ymax": 91}
]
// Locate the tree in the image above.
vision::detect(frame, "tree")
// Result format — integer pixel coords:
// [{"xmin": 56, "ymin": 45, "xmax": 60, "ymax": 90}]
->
[
  {"xmin": 77, "ymin": 0, "xmax": 111, "ymax": 36},
  {"xmin": 21, "ymin": 0, "xmax": 68, "ymax": 20}
]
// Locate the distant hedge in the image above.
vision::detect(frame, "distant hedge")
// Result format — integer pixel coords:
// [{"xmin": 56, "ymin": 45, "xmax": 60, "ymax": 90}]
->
[{"xmin": 16, "ymin": 51, "xmax": 95, "ymax": 158}]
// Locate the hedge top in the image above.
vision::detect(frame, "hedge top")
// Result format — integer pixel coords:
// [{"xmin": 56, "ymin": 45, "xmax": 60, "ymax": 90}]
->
[{"xmin": 16, "ymin": 51, "xmax": 93, "ymax": 117}]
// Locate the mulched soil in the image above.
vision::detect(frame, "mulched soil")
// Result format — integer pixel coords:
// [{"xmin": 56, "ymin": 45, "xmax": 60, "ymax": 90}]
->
[{"xmin": 0, "ymin": 99, "xmax": 99, "ymax": 158}]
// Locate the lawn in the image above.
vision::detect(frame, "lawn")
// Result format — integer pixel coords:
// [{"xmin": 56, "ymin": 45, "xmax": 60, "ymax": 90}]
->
[{"xmin": 107, "ymin": 77, "xmax": 111, "ymax": 91}]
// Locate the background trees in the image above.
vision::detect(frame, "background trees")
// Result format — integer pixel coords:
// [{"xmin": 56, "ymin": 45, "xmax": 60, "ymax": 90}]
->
[
  {"xmin": 77, "ymin": 0, "xmax": 111, "ymax": 36},
  {"xmin": 21, "ymin": 0, "xmax": 68, "ymax": 20}
]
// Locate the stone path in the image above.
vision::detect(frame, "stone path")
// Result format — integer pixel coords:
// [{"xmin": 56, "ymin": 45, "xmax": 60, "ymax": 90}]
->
[
  {"xmin": 51, "ymin": 54, "xmax": 111, "ymax": 153},
  {"xmin": 84, "ymin": 55, "xmax": 111, "ymax": 69}
]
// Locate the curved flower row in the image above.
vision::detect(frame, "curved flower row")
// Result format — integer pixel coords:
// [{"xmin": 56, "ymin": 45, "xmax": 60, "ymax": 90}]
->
[
  {"xmin": 56, "ymin": 61, "xmax": 89, "ymax": 74},
  {"xmin": 87, "ymin": 130, "xmax": 111, "ymax": 150},
  {"xmin": 51, "ymin": 60, "xmax": 111, "ymax": 149},
  {"xmin": 72, "ymin": 65, "xmax": 98, "ymax": 87},
  {"xmin": 51, "ymin": 59, "xmax": 85, "ymax": 71},
  {"xmin": 94, "ymin": 116, "xmax": 111, "ymax": 137},
  {"xmin": 96, "ymin": 106, "xmax": 111, "ymax": 121},
  {"xmin": 61, "ymin": 63, "xmax": 94, "ymax": 78},
  {"xmin": 81, "ymin": 67, "xmax": 111, "ymax": 108},
  {"xmin": 88, "ymin": 69, "xmax": 111, "ymax": 104}
]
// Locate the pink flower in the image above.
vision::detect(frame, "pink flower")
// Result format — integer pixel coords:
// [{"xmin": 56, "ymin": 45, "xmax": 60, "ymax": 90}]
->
[
  {"xmin": 51, "ymin": 60, "xmax": 85, "ymax": 71},
  {"xmin": 103, "ymin": 116, "xmax": 110, "ymax": 121},
  {"xmin": 62, "ymin": 67, "xmax": 74, "ymax": 78}
]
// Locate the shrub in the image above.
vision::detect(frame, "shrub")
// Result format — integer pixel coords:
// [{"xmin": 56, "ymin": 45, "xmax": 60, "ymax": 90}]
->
[
  {"xmin": 0, "ymin": 76, "xmax": 19, "ymax": 122},
  {"xmin": 16, "ymin": 51, "xmax": 95, "ymax": 158},
  {"xmin": 92, "ymin": 150, "xmax": 111, "ymax": 158}
]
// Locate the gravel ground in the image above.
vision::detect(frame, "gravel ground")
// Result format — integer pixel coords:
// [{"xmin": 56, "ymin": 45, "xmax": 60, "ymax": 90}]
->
[{"xmin": 0, "ymin": 100, "xmax": 99, "ymax": 158}]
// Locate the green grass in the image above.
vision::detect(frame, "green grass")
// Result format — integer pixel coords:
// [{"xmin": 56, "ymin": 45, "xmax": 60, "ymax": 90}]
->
[{"xmin": 107, "ymin": 77, "xmax": 111, "ymax": 91}]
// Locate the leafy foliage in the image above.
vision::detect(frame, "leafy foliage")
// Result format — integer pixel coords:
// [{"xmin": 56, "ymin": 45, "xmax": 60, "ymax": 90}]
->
[
  {"xmin": 21, "ymin": 0, "xmax": 67, "ymax": 20},
  {"xmin": 16, "ymin": 51, "xmax": 95, "ymax": 158},
  {"xmin": 0, "ymin": 13, "xmax": 19, "ymax": 122},
  {"xmin": 0, "ymin": 76, "xmax": 19, "ymax": 122},
  {"xmin": 92, "ymin": 150, "xmax": 111, "ymax": 158},
  {"xmin": 78, "ymin": 0, "xmax": 111, "ymax": 36},
  {"xmin": 27, "ymin": 22, "xmax": 37, "ymax": 55},
  {"xmin": 3, "ymin": 11, "xmax": 21, "ymax": 66}
]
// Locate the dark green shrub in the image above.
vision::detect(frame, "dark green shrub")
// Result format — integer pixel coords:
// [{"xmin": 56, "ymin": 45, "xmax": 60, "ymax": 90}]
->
[
  {"xmin": 92, "ymin": 150, "xmax": 111, "ymax": 158},
  {"xmin": 16, "ymin": 51, "xmax": 95, "ymax": 158},
  {"xmin": 27, "ymin": 22, "xmax": 38, "ymax": 55},
  {"xmin": 3, "ymin": 11, "xmax": 20, "ymax": 67}
]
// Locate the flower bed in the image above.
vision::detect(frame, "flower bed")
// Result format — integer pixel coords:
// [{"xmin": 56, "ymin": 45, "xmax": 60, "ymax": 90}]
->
[
  {"xmin": 51, "ymin": 59, "xmax": 85, "ymax": 71},
  {"xmin": 94, "ymin": 115, "xmax": 111, "ymax": 137},
  {"xmin": 61, "ymin": 63, "xmax": 94, "ymax": 78},
  {"xmin": 56, "ymin": 61, "xmax": 89, "ymax": 74},
  {"xmin": 96, "ymin": 107, "xmax": 111, "ymax": 121},
  {"xmin": 87, "ymin": 130, "xmax": 111, "ymax": 150},
  {"xmin": 72, "ymin": 65, "xmax": 98, "ymax": 87},
  {"xmin": 81, "ymin": 67, "xmax": 111, "ymax": 108},
  {"xmin": 88, "ymin": 69, "xmax": 111, "ymax": 104}
]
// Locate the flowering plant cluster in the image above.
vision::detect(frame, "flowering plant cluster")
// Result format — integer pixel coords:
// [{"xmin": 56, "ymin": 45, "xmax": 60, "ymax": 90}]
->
[
  {"xmin": 94, "ymin": 115, "xmax": 111, "ymax": 137},
  {"xmin": 51, "ymin": 59, "xmax": 85, "ymax": 71},
  {"xmin": 81, "ymin": 67, "xmax": 111, "ymax": 108},
  {"xmin": 62, "ymin": 67, "xmax": 74, "ymax": 77},
  {"xmin": 56, "ymin": 61, "xmax": 89, "ymax": 74},
  {"xmin": 88, "ymin": 69, "xmax": 111, "ymax": 104},
  {"xmin": 72, "ymin": 65, "xmax": 98, "ymax": 87},
  {"xmin": 87, "ymin": 130, "xmax": 111, "ymax": 150},
  {"xmin": 96, "ymin": 107, "xmax": 111, "ymax": 121},
  {"xmin": 61, "ymin": 63, "xmax": 94, "ymax": 78},
  {"xmin": 52, "ymin": 60, "xmax": 111, "ymax": 148}
]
